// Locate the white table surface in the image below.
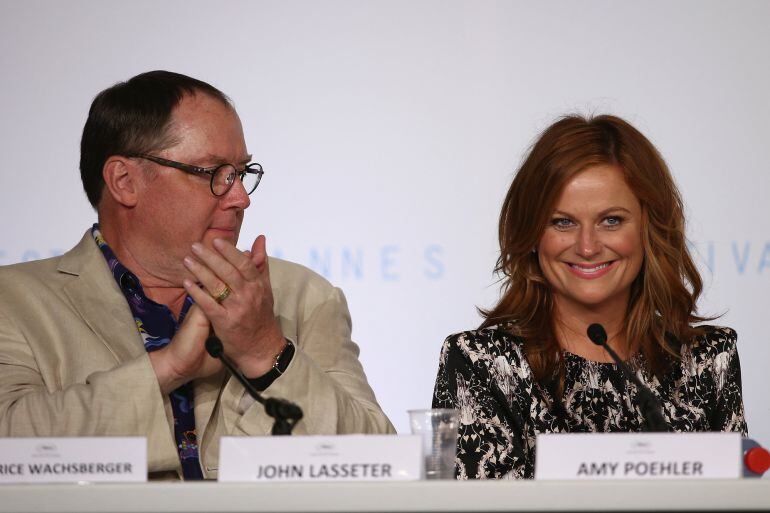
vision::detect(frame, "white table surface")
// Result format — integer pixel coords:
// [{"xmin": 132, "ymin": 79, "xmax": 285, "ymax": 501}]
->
[{"xmin": 1, "ymin": 479, "xmax": 769, "ymax": 513}]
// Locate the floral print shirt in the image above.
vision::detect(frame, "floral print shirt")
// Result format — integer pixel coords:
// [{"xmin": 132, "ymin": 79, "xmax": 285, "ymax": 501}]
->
[
  {"xmin": 93, "ymin": 225, "xmax": 203, "ymax": 479},
  {"xmin": 432, "ymin": 324, "xmax": 747, "ymax": 479}
]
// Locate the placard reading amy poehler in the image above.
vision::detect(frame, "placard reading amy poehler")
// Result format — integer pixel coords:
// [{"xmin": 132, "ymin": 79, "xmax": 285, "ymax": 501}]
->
[
  {"xmin": 0, "ymin": 437, "xmax": 147, "ymax": 484},
  {"xmin": 219, "ymin": 435, "xmax": 422, "ymax": 482},
  {"xmin": 535, "ymin": 432, "xmax": 742, "ymax": 480}
]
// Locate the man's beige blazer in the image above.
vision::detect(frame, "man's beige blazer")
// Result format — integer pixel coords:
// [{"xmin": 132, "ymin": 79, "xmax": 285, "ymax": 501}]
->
[{"xmin": 0, "ymin": 231, "xmax": 394, "ymax": 478}]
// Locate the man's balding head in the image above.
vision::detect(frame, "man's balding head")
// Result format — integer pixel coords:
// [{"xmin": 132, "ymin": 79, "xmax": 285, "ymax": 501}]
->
[{"xmin": 79, "ymin": 70, "xmax": 232, "ymax": 208}]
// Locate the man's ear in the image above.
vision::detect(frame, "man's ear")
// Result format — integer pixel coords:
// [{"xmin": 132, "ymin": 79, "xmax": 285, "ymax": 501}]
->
[{"xmin": 102, "ymin": 156, "xmax": 140, "ymax": 207}]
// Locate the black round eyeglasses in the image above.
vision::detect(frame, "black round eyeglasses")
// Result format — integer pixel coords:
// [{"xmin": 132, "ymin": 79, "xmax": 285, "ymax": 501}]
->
[{"xmin": 130, "ymin": 154, "xmax": 264, "ymax": 196}]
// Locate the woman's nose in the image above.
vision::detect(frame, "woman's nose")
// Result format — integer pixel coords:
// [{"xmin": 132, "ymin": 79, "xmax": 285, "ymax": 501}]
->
[{"xmin": 575, "ymin": 226, "xmax": 602, "ymax": 258}]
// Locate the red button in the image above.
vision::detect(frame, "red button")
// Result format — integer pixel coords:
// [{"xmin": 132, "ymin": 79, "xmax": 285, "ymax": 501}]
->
[{"xmin": 744, "ymin": 447, "xmax": 770, "ymax": 475}]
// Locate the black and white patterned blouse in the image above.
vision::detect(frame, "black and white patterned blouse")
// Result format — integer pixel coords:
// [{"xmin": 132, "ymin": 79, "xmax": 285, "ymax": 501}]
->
[{"xmin": 432, "ymin": 324, "xmax": 747, "ymax": 479}]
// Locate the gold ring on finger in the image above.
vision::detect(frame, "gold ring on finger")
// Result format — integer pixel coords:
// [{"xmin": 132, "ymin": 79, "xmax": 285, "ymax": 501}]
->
[{"xmin": 213, "ymin": 284, "xmax": 232, "ymax": 304}]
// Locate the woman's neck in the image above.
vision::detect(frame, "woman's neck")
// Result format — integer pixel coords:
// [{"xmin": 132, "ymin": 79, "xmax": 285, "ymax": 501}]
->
[{"xmin": 552, "ymin": 297, "xmax": 631, "ymax": 363}]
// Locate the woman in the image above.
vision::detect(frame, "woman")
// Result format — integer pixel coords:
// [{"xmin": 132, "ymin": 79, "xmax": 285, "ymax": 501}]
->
[{"xmin": 432, "ymin": 114, "xmax": 747, "ymax": 479}]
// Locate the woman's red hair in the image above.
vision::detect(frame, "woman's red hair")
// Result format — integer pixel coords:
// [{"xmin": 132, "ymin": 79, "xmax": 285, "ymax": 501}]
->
[{"xmin": 481, "ymin": 114, "xmax": 709, "ymax": 391}]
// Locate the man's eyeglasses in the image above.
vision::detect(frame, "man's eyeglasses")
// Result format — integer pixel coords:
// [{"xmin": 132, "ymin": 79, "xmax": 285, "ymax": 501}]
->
[{"xmin": 130, "ymin": 154, "xmax": 264, "ymax": 196}]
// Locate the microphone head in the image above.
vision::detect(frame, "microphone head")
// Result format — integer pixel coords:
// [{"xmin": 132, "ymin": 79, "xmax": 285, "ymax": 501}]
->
[
  {"xmin": 205, "ymin": 336, "xmax": 224, "ymax": 358},
  {"xmin": 587, "ymin": 323, "xmax": 607, "ymax": 346}
]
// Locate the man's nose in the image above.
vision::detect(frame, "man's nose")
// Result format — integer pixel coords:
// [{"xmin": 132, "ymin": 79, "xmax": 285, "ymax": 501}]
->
[{"xmin": 221, "ymin": 178, "xmax": 251, "ymax": 210}]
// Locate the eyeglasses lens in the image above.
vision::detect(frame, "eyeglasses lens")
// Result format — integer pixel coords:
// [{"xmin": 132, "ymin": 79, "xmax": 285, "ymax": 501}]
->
[
  {"xmin": 241, "ymin": 170, "xmax": 260, "ymax": 195},
  {"xmin": 212, "ymin": 165, "xmax": 237, "ymax": 195}
]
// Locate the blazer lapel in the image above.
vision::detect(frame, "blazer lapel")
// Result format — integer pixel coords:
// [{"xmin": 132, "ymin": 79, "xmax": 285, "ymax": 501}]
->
[
  {"xmin": 59, "ymin": 231, "xmax": 145, "ymax": 364},
  {"xmin": 194, "ymin": 369, "xmax": 227, "ymax": 448}
]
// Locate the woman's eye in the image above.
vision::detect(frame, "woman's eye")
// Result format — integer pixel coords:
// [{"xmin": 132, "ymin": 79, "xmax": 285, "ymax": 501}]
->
[
  {"xmin": 603, "ymin": 216, "xmax": 623, "ymax": 227},
  {"xmin": 551, "ymin": 218, "xmax": 574, "ymax": 229}
]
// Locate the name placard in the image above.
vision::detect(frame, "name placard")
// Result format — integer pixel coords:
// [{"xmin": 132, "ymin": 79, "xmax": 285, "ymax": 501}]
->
[
  {"xmin": 0, "ymin": 437, "xmax": 147, "ymax": 484},
  {"xmin": 219, "ymin": 435, "xmax": 422, "ymax": 482},
  {"xmin": 535, "ymin": 432, "xmax": 741, "ymax": 480}
]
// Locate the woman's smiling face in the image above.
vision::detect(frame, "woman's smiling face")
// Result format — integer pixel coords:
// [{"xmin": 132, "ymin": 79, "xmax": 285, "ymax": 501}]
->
[{"xmin": 537, "ymin": 164, "xmax": 644, "ymax": 315}]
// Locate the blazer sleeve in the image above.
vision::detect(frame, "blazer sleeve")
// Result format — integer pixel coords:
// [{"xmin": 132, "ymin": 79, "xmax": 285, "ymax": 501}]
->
[
  {"xmin": 0, "ymin": 307, "xmax": 181, "ymax": 472},
  {"xmin": 212, "ymin": 283, "xmax": 395, "ymax": 439}
]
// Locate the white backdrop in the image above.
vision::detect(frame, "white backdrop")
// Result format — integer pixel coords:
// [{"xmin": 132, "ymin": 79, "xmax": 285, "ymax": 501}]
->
[{"xmin": 1, "ymin": 1, "xmax": 768, "ymax": 441}]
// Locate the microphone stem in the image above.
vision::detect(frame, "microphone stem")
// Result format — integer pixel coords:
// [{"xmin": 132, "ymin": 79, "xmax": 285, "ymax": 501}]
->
[
  {"xmin": 205, "ymin": 335, "xmax": 303, "ymax": 435},
  {"xmin": 601, "ymin": 344, "xmax": 642, "ymax": 390},
  {"xmin": 602, "ymin": 343, "xmax": 667, "ymax": 432},
  {"xmin": 216, "ymin": 351, "xmax": 267, "ymax": 406}
]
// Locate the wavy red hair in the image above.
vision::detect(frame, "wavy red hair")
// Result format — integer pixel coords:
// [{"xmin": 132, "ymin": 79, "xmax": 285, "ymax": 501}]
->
[{"xmin": 480, "ymin": 114, "xmax": 709, "ymax": 389}]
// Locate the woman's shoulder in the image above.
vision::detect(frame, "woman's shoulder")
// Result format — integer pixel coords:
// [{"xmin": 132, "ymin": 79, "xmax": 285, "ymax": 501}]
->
[
  {"xmin": 441, "ymin": 323, "xmax": 527, "ymax": 360},
  {"xmin": 683, "ymin": 325, "xmax": 738, "ymax": 361}
]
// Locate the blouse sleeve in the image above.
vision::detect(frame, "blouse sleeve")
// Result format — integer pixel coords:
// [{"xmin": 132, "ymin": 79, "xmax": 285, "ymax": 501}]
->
[
  {"xmin": 432, "ymin": 331, "xmax": 532, "ymax": 479},
  {"xmin": 707, "ymin": 327, "xmax": 748, "ymax": 435}
]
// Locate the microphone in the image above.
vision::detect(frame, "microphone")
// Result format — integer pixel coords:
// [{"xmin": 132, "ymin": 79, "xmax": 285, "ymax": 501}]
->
[
  {"xmin": 586, "ymin": 323, "xmax": 608, "ymax": 346},
  {"xmin": 204, "ymin": 335, "xmax": 225, "ymax": 358},
  {"xmin": 586, "ymin": 323, "xmax": 667, "ymax": 432},
  {"xmin": 205, "ymin": 335, "xmax": 303, "ymax": 435}
]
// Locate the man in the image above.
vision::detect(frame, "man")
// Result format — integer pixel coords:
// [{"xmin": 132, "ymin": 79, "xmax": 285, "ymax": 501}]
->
[{"xmin": 0, "ymin": 71, "xmax": 394, "ymax": 479}]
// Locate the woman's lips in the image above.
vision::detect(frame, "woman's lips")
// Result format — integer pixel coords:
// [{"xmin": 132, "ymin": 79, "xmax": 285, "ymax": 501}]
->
[{"xmin": 565, "ymin": 260, "xmax": 617, "ymax": 279}]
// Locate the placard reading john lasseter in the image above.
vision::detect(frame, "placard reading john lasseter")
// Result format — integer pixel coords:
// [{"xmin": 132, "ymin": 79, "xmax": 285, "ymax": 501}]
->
[
  {"xmin": 0, "ymin": 437, "xmax": 147, "ymax": 484},
  {"xmin": 219, "ymin": 435, "xmax": 422, "ymax": 482},
  {"xmin": 535, "ymin": 432, "xmax": 742, "ymax": 480}
]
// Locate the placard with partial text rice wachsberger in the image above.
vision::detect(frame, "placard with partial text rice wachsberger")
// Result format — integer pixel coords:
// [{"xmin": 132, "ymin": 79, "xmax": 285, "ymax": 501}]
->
[{"xmin": 0, "ymin": 437, "xmax": 147, "ymax": 484}]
